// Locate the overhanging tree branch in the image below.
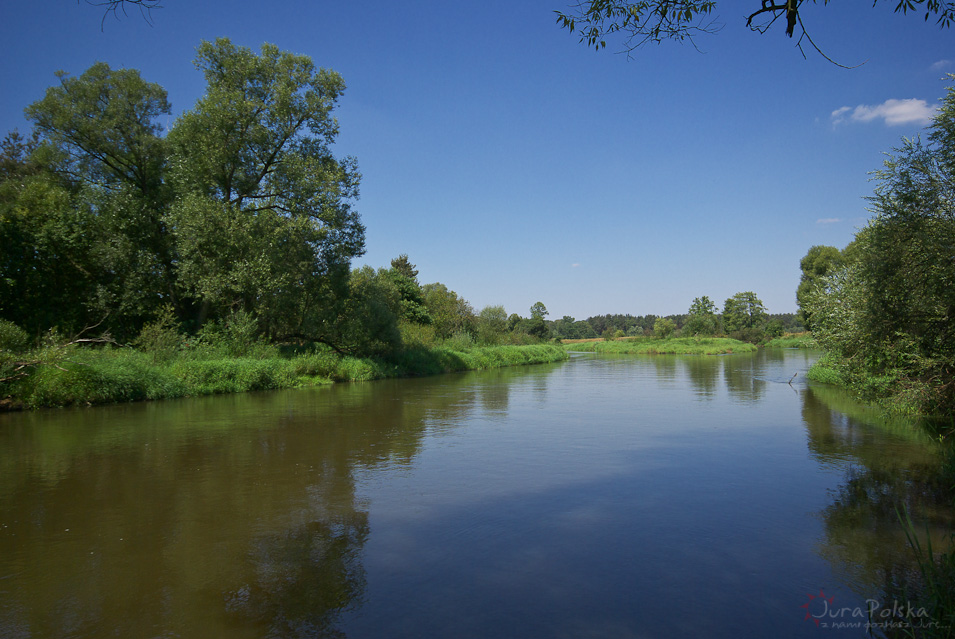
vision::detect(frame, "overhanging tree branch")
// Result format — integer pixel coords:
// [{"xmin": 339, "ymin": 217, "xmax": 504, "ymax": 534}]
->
[
  {"xmin": 557, "ymin": 1, "xmax": 955, "ymax": 61},
  {"xmin": 82, "ymin": 0, "xmax": 161, "ymax": 27}
]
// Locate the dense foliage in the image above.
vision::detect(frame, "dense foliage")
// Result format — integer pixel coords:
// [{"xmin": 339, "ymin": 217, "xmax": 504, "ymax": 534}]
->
[
  {"xmin": 2, "ymin": 39, "xmax": 365, "ymax": 350},
  {"xmin": 805, "ymin": 81, "xmax": 955, "ymax": 416}
]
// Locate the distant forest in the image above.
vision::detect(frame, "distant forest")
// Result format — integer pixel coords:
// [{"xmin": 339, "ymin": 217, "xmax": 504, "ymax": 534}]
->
[{"xmin": 549, "ymin": 313, "xmax": 803, "ymax": 341}]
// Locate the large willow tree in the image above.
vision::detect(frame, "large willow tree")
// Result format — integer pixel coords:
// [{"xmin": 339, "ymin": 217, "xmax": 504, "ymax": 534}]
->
[
  {"xmin": 1, "ymin": 39, "xmax": 365, "ymax": 347},
  {"xmin": 166, "ymin": 39, "xmax": 365, "ymax": 339}
]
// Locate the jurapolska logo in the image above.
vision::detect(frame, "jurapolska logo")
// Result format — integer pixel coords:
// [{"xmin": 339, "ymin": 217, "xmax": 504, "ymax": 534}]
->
[{"xmin": 800, "ymin": 589, "xmax": 939, "ymax": 631}]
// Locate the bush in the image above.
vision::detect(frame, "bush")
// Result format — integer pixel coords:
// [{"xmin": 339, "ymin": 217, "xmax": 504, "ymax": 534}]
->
[
  {"xmin": 399, "ymin": 321, "xmax": 437, "ymax": 348},
  {"xmin": 729, "ymin": 327, "xmax": 766, "ymax": 344},
  {"xmin": 444, "ymin": 330, "xmax": 474, "ymax": 351},
  {"xmin": 0, "ymin": 320, "xmax": 30, "ymax": 353},
  {"xmin": 133, "ymin": 306, "xmax": 184, "ymax": 362},
  {"xmin": 765, "ymin": 320, "xmax": 784, "ymax": 339},
  {"xmin": 194, "ymin": 309, "xmax": 266, "ymax": 358},
  {"xmin": 653, "ymin": 317, "xmax": 676, "ymax": 339}
]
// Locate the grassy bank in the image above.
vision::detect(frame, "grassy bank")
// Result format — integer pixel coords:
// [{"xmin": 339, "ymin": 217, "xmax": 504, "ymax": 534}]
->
[
  {"xmin": 0, "ymin": 343, "xmax": 568, "ymax": 410},
  {"xmin": 564, "ymin": 337, "xmax": 756, "ymax": 355},
  {"xmin": 764, "ymin": 333, "xmax": 816, "ymax": 349},
  {"xmin": 806, "ymin": 352, "xmax": 954, "ymax": 425},
  {"xmin": 564, "ymin": 337, "xmax": 757, "ymax": 355}
]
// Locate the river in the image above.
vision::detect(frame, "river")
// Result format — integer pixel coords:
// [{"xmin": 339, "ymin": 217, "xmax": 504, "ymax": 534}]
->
[{"xmin": 0, "ymin": 349, "xmax": 951, "ymax": 638}]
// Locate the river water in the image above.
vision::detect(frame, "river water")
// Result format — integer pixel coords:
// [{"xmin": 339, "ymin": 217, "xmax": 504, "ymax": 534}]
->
[{"xmin": 0, "ymin": 349, "xmax": 951, "ymax": 638}]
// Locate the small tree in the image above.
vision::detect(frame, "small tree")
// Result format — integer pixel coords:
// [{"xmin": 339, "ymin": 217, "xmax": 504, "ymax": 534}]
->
[
  {"xmin": 421, "ymin": 282, "xmax": 475, "ymax": 340},
  {"xmin": 476, "ymin": 305, "xmax": 508, "ymax": 345},
  {"xmin": 528, "ymin": 302, "xmax": 551, "ymax": 340},
  {"xmin": 653, "ymin": 317, "xmax": 676, "ymax": 339},
  {"xmin": 683, "ymin": 295, "xmax": 718, "ymax": 336},
  {"xmin": 722, "ymin": 292, "xmax": 767, "ymax": 333}
]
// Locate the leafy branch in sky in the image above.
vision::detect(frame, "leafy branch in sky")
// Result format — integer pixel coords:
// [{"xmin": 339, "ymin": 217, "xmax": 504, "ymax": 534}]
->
[{"xmin": 556, "ymin": 1, "xmax": 955, "ymax": 60}]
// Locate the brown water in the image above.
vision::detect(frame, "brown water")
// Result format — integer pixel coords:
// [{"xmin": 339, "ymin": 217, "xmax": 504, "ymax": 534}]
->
[{"xmin": 0, "ymin": 349, "xmax": 950, "ymax": 638}]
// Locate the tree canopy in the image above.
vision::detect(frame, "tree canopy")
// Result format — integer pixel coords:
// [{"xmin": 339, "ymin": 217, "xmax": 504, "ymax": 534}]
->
[
  {"xmin": 722, "ymin": 291, "xmax": 767, "ymax": 334},
  {"xmin": 796, "ymin": 245, "xmax": 845, "ymax": 330},
  {"xmin": 683, "ymin": 295, "xmax": 718, "ymax": 335},
  {"xmin": 2, "ymin": 39, "xmax": 366, "ymax": 351}
]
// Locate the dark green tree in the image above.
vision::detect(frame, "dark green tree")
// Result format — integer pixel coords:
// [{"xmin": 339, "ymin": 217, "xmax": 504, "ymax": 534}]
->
[
  {"xmin": 13, "ymin": 63, "xmax": 175, "ymax": 337},
  {"xmin": 528, "ymin": 302, "xmax": 551, "ymax": 340},
  {"xmin": 386, "ymin": 255, "xmax": 431, "ymax": 326},
  {"xmin": 683, "ymin": 295, "xmax": 718, "ymax": 336},
  {"xmin": 390, "ymin": 254, "xmax": 419, "ymax": 280},
  {"xmin": 722, "ymin": 291, "xmax": 767, "ymax": 334}
]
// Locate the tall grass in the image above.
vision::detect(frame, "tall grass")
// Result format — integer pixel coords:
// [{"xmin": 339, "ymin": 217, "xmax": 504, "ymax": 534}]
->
[
  {"xmin": 565, "ymin": 337, "xmax": 756, "ymax": 355},
  {"xmin": 1, "ymin": 342, "xmax": 568, "ymax": 409},
  {"xmin": 892, "ymin": 508, "xmax": 955, "ymax": 638}
]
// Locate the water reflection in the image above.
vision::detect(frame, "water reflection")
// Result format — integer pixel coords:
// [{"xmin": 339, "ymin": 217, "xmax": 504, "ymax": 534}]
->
[
  {"xmin": 1, "ymin": 353, "xmax": 951, "ymax": 638},
  {"xmin": 0, "ymin": 366, "xmax": 559, "ymax": 638},
  {"xmin": 801, "ymin": 384, "xmax": 953, "ymax": 607},
  {"xmin": 724, "ymin": 354, "xmax": 766, "ymax": 403}
]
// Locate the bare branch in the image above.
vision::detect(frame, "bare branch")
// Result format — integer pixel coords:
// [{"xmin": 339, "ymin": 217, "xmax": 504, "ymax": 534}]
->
[
  {"xmin": 793, "ymin": 12, "xmax": 867, "ymax": 69},
  {"xmin": 81, "ymin": 0, "xmax": 161, "ymax": 28}
]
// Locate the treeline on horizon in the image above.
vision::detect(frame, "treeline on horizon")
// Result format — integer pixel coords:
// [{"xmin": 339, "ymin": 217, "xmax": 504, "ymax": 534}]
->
[{"xmin": 552, "ymin": 308, "xmax": 802, "ymax": 342}]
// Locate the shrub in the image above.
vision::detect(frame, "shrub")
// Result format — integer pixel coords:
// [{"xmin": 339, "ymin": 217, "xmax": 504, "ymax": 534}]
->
[
  {"xmin": 653, "ymin": 317, "xmax": 676, "ymax": 339},
  {"xmin": 399, "ymin": 321, "xmax": 437, "ymax": 348},
  {"xmin": 133, "ymin": 305, "xmax": 184, "ymax": 362},
  {"xmin": 0, "ymin": 320, "xmax": 30, "ymax": 353},
  {"xmin": 444, "ymin": 331, "xmax": 474, "ymax": 351}
]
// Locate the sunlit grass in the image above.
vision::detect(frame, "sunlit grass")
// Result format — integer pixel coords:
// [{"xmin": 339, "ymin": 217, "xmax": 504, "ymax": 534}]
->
[
  {"xmin": 764, "ymin": 333, "xmax": 817, "ymax": 349},
  {"xmin": 565, "ymin": 337, "xmax": 756, "ymax": 355},
  {"xmin": 2, "ymin": 343, "xmax": 569, "ymax": 409}
]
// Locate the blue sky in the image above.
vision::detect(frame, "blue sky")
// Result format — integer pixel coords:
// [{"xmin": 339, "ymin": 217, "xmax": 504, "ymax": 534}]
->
[{"xmin": 1, "ymin": 1, "xmax": 951, "ymax": 318}]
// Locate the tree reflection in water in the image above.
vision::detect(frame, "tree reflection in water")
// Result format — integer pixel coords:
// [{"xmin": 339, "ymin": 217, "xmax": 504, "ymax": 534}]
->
[{"xmin": 802, "ymin": 384, "xmax": 955, "ymax": 620}]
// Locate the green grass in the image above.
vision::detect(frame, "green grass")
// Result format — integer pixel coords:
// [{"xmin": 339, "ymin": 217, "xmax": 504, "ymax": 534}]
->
[
  {"xmin": 806, "ymin": 353, "xmax": 846, "ymax": 386},
  {"xmin": 764, "ymin": 333, "xmax": 817, "ymax": 349},
  {"xmin": 565, "ymin": 336, "xmax": 757, "ymax": 355},
  {"xmin": 1, "ymin": 343, "xmax": 568, "ymax": 410}
]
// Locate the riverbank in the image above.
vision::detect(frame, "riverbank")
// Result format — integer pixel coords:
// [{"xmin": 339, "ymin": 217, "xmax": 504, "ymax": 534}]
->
[
  {"xmin": 0, "ymin": 343, "xmax": 568, "ymax": 410},
  {"xmin": 564, "ymin": 336, "xmax": 757, "ymax": 355},
  {"xmin": 806, "ymin": 352, "xmax": 954, "ymax": 424}
]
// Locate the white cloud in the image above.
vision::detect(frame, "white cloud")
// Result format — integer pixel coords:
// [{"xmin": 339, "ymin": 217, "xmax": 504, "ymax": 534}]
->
[
  {"xmin": 931, "ymin": 59, "xmax": 952, "ymax": 71},
  {"xmin": 571, "ymin": 263, "xmax": 581, "ymax": 268},
  {"xmin": 831, "ymin": 98, "xmax": 938, "ymax": 126},
  {"xmin": 816, "ymin": 218, "xmax": 841, "ymax": 225}
]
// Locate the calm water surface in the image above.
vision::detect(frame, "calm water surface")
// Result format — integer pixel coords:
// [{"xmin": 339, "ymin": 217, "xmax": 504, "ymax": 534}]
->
[{"xmin": 0, "ymin": 349, "xmax": 951, "ymax": 638}]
